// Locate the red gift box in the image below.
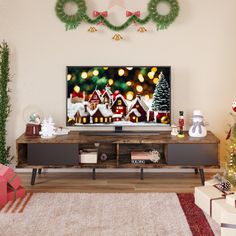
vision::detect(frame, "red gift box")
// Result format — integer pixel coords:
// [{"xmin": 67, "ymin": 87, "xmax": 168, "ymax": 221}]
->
[
  {"xmin": 0, "ymin": 164, "xmax": 22, "ymax": 189},
  {"xmin": 0, "ymin": 178, "xmax": 7, "ymax": 209},
  {"xmin": 7, "ymin": 186, "xmax": 26, "ymax": 202}
]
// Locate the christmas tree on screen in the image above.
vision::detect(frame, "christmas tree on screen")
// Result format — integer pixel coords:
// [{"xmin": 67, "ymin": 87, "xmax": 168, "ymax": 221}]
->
[{"xmin": 151, "ymin": 72, "xmax": 170, "ymax": 112}]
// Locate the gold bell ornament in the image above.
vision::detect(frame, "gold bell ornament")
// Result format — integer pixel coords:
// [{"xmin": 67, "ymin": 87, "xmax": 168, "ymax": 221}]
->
[
  {"xmin": 88, "ymin": 26, "xmax": 97, "ymax": 33},
  {"xmin": 112, "ymin": 34, "xmax": 123, "ymax": 41},
  {"xmin": 137, "ymin": 27, "xmax": 147, "ymax": 33}
]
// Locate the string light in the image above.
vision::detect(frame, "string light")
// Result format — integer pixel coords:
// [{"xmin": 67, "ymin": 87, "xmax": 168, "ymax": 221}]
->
[
  {"xmin": 151, "ymin": 67, "xmax": 157, "ymax": 73},
  {"xmin": 138, "ymin": 74, "xmax": 145, "ymax": 82},
  {"xmin": 118, "ymin": 69, "xmax": 125, "ymax": 76},
  {"xmin": 136, "ymin": 85, "xmax": 143, "ymax": 93},
  {"xmin": 108, "ymin": 79, "xmax": 114, "ymax": 86},
  {"xmin": 127, "ymin": 67, "xmax": 133, "ymax": 70},
  {"xmin": 148, "ymin": 71, "xmax": 155, "ymax": 79},
  {"xmin": 103, "ymin": 67, "xmax": 108, "ymax": 70},
  {"xmin": 81, "ymin": 72, "xmax": 88, "ymax": 79},
  {"xmin": 126, "ymin": 91, "xmax": 134, "ymax": 101},
  {"xmin": 144, "ymin": 94, "xmax": 150, "ymax": 100},
  {"xmin": 153, "ymin": 78, "xmax": 159, "ymax": 84},
  {"xmin": 126, "ymin": 81, "xmax": 132, "ymax": 86},
  {"xmin": 67, "ymin": 74, "xmax": 72, "ymax": 81},
  {"xmin": 93, "ymin": 69, "xmax": 99, "ymax": 76},
  {"xmin": 74, "ymin": 85, "xmax": 80, "ymax": 93}
]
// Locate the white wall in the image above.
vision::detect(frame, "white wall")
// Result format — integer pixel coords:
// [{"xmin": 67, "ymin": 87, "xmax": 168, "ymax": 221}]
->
[{"xmin": 0, "ymin": 0, "xmax": 236, "ymax": 165}]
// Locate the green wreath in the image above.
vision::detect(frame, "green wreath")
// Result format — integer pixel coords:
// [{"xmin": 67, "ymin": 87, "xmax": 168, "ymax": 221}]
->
[
  {"xmin": 55, "ymin": 0, "xmax": 86, "ymax": 30},
  {"xmin": 148, "ymin": 0, "xmax": 179, "ymax": 30}
]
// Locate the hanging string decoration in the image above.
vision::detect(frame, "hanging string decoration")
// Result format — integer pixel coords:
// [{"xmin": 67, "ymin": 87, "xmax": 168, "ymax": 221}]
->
[{"xmin": 55, "ymin": 0, "xmax": 179, "ymax": 31}]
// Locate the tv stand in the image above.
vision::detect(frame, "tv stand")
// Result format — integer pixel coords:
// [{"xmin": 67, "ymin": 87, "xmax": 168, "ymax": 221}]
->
[{"xmin": 16, "ymin": 131, "xmax": 220, "ymax": 186}]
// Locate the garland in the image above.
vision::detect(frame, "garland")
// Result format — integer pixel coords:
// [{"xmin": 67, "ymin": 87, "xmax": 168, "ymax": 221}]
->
[
  {"xmin": 55, "ymin": 0, "xmax": 179, "ymax": 31},
  {"xmin": 0, "ymin": 42, "xmax": 11, "ymax": 165}
]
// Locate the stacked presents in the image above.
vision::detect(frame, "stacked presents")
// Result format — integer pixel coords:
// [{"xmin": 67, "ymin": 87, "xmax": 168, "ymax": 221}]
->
[
  {"xmin": 195, "ymin": 176, "xmax": 236, "ymax": 236},
  {"xmin": 0, "ymin": 164, "xmax": 26, "ymax": 209}
]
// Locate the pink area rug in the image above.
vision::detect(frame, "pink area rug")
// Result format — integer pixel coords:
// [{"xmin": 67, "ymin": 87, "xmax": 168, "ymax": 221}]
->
[{"xmin": 0, "ymin": 193, "xmax": 219, "ymax": 236}]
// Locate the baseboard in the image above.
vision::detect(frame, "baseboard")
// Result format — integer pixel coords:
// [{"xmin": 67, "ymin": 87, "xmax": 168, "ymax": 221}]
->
[{"xmin": 14, "ymin": 168, "xmax": 222, "ymax": 173}]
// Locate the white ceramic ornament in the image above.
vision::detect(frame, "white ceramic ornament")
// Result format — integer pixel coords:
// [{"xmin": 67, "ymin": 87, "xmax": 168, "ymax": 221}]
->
[
  {"xmin": 39, "ymin": 117, "xmax": 56, "ymax": 139},
  {"xmin": 171, "ymin": 124, "xmax": 178, "ymax": 136},
  {"xmin": 189, "ymin": 110, "xmax": 207, "ymax": 138}
]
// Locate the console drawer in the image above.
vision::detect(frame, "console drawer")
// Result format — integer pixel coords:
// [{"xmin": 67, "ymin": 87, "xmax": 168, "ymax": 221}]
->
[
  {"xmin": 166, "ymin": 144, "xmax": 218, "ymax": 166},
  {"xmin": 28, "ymin": 144, "xmax": 79, "ymax": 165}
]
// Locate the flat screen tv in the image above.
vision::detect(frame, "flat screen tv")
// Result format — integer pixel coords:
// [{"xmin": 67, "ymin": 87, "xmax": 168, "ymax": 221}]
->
[{"xmin": 67, "ymin": 66, "xmax": 171, "ymax": 129}]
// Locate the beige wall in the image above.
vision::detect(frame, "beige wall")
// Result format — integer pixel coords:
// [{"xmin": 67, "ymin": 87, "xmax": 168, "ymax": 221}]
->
[{"xmin": 0, "ymin": 0, "xmax": 236, "ymax": 165}]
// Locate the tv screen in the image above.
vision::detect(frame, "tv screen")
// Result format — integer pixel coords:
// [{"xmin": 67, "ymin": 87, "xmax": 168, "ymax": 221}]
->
[{"xmin": 67, "ymin": 66, "xmax": 171, "ymax": 127}]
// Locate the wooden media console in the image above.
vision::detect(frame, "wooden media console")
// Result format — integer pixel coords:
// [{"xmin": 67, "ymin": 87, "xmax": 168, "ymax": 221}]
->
[{"xmin": 16, "ymin": 131, "xmax": 220, "ymax": 185}]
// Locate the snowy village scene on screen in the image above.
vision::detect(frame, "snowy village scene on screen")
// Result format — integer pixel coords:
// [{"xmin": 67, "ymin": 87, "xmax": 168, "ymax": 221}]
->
[{"xmin": 67, "ymin": 66, "xmax": 171, "ymax": 126}]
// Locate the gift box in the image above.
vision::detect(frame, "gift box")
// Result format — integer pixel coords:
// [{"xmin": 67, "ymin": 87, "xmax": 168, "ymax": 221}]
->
[
  {"xmin": 7, "ymin": 186, "xmax": 26, "ymax": 201},
  {"xmin": 214, "ymin": 199, "xmax": 236, "ymax": 236},
  {"xmin": 194, "ymin": 186, "xmax": 225, "ymax": 218},
  {"xmin": 0, "ymin": 178, "xmax": 7, "ymax": 209},
  {"xmin": 80, "ymin": 152, "xmax": 97, "ymax": 164},
  {"xmin": 204, "ymin": 179, "xmax": 220, "ymax": 186},
  {"xmin": 226, "ymin": 193, "xmax": 236, "ymax": 208},
  {"xmin": 0, "ymin": 164, "xmax": 21, "ymax": 189}
]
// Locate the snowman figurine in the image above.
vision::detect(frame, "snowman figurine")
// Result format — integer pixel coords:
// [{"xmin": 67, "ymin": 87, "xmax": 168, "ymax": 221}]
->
[{"xmin": 189, "ymin": 110, "xmax": 207, "ymax": 138}]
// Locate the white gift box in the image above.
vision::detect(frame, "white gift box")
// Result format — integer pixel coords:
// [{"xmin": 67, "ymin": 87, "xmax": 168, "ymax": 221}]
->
[
  {"xmin": 194, "ymin": 186, "xmax": 225, "ymax": 218},
  {"xmin": 220, "ymin": 199, "xmax": 236, "ymax": 236},
  {"xmin": 195, "ymin": 185, "xmax": 236, "ymax": 235},
  {"xmin": 204, "ymin": 179, "xmax": 220, "ymax": 186},
  {"xmin": 226, "ymin": 193, "xmax": 236, "ymax": 208},
  {"xmin": 80, "ymin": 152, "xmax": 97, "ymax": 163}
]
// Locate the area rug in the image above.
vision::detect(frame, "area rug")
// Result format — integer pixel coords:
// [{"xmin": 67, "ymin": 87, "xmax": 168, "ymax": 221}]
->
[{"xmin": 0, "ymin": 193, "xmax": 220, "ymax": 236}]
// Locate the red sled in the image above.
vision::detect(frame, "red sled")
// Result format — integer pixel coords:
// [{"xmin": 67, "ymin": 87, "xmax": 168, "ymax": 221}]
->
[
  {"xmin": 0, "ymin": 177, "xmax": 7, "ymax": 209},
  {"xmin": 7, "ymin": 186, "xmax": 26, "ymax": 202},
  {"xmin": 0, "ymin": 164, "xmax": 22, "ymax": 189}
]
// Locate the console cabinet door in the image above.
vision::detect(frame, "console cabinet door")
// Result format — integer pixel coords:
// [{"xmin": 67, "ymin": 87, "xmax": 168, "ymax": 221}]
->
[
  {"xmin": 166, "ymin": 144, "xmax": 218, "ymax": 166},
  {"xmin": 28, "ymin": 144, "xmax": 79, "ymax": 165}
]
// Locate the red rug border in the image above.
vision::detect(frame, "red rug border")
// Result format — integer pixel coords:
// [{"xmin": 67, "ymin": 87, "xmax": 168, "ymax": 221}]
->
[{"xmin": 177, "ymin": 193, "xmax": 215, "ymax": 236}]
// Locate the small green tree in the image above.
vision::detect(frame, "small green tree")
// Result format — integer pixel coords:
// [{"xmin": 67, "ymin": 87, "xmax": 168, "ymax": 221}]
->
[
  {"xmin": 0, "ymin": 42, "xmax": 11, "ymax": 165},
  {"xmin": 151, "ymin": 72, "xmax": 170, "ymax": 111}
]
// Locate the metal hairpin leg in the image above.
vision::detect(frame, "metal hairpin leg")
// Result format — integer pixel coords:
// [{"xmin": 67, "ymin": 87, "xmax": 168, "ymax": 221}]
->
[
  {"xmin": 140, "ymin": 168, "xmax": 144, "ymax": 180},
  {"xmin": 92, "ymin": 168, "xmax": 96, "ymax": 180},
  {"xmin": 31, "ymin": 168, "xmax": 37, "ymax": 185},
  {"xmin": 199, "ymin": 168, "xmax": 205, "ymax": 185}
]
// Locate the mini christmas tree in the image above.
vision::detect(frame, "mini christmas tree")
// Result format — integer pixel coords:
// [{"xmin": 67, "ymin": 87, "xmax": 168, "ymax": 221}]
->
[
  {"xmin": 225, "ymin": 113, "xmax": 236, "ymax": 186},
  {"xmin": 40, "ymin": 117, "xmax": 56, "ymax": 139},
  {"xmin": 151, "ymin": 72, "xmax": 170, "ymax": 112}
]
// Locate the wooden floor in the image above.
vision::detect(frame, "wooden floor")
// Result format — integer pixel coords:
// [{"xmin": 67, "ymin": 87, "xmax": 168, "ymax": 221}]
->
[{"xmin": 18, "ymin": 171, "xmax": 216, "ymax": 193}]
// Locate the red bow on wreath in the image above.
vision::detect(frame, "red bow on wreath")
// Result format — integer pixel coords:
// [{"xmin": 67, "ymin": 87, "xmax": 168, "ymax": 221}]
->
[
  {"xmin": 93, "ymin": 11, "xmax": 108, "ymax": 17},
  {"xmin": 126, "ymin": 11, "xmax": 140, "ymax": 17}
]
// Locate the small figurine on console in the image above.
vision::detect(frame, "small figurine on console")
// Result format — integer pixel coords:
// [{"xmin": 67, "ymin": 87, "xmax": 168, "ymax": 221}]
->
[
  {"xmin": 25, "ymin": 113, "xmax": 41, "ymax": 137},
  {"xmin": 178, "ymin": 111, "xmax": 185, "ymax": 138},
  {"xmin": 189, "ymin": 110, "xmax": 207, "ymax": 138},
  {"xmin": 171, "ymin": 124, "xmax": 178, "ymax": 136},
  {"xmin": 39, "ymin": 116, "xmax": 56, "ymax": 139}
]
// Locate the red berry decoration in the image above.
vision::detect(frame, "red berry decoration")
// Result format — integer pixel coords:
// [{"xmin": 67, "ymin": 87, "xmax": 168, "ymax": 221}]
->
[{"xmin": 232, "ymin": 101, "xmax": 236, "ymax": 112}]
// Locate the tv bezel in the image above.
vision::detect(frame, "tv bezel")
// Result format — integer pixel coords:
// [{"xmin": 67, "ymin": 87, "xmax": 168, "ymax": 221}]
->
[{"xmin": 66, "ymin": 66, "xmax": 171, "ymax": 129}]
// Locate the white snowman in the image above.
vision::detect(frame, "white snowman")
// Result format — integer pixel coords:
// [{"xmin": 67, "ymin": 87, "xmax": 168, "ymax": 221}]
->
[{"xmin": 189, "ymin": 110, "xmax": 207, "ymax": 138}]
